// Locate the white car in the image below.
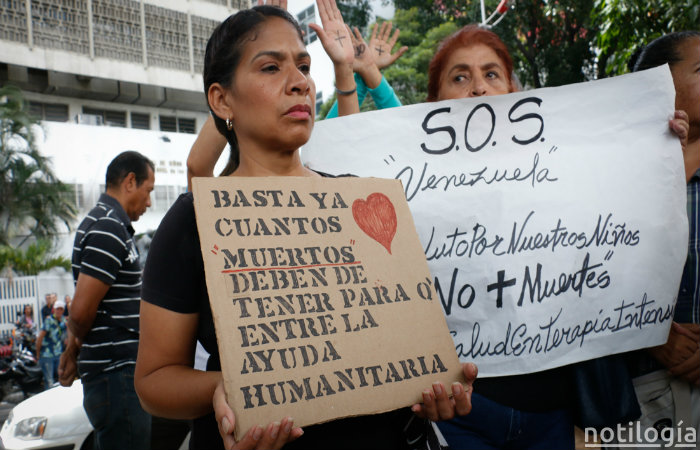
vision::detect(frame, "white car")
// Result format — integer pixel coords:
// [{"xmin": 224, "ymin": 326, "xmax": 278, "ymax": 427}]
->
[
  {"xmin": 0, "ymin": 381, "xmax": 190, "ymax": 450},
  {"xmin": 0, "ymin": 380, "xmax": 93, "ymax": 450}
]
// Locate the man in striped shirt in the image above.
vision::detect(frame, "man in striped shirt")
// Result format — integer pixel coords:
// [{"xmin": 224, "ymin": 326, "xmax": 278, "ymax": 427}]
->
[{"xmin": 60, "ymin": 151, "xmax": 155, "ymax": 450}]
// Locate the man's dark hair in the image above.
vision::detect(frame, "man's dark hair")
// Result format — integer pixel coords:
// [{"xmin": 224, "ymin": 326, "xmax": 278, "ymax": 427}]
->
[{"xmin": 105, "ymin": 151, "xmax": 155, "ymax": 189}]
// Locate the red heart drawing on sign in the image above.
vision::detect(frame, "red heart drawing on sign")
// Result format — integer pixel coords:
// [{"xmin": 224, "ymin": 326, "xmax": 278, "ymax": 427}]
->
[{"xmin": 352, "ymin": 193, "xmax": 397, "ymax": 254}]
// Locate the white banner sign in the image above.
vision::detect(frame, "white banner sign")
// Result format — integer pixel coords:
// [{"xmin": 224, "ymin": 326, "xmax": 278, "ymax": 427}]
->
[{"xmin": 302, "ymin": 66, "xmax": 688, "ymax": 376}]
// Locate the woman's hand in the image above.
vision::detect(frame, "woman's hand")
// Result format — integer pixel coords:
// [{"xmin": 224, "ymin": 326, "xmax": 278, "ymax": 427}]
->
[
  {"xmin": 348, "ymin": 26, "xmax": 375, "ymax": 74},
  {"xmin": 648, "ymin": 321, "xmax": 699, "ymax": 386},
  {"xmin": 411, "ymin": 362, "xmax": 478, "ymax": 421},
  {"xmin": 346, "ymin": 26, "xmax": 383, "ymax": 89},
  {"xmin": 214, "ymin": 378, "xmax": 304, "ymax": 449},
  {"xmin": 347, "ymin": 22, "xmax": 407, "ymax": 89},
  {"xmin": 668, "ymin": 110, "xmax": 696, "ymax": 181},
  {"xmin": 310, "ymin": 0, "xmax": 354, "ymax": 69},
  {"xmin": 666, "ymin": 323, "xmax": 700, "ymax": 386},
  {"xmin": 312, "ymin": 0, "xmax": 358, "ymax": 115},
  {"xmin": 670, "ymin": 110, "xmax": 690, "ymax": 155},
  {"xmin": 368, "ymin": 21, "xmax": 408, "ymax": 70}
]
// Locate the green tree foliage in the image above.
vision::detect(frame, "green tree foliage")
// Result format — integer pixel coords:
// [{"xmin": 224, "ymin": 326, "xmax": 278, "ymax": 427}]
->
[
  {"xmin": 497, "ymin": 0, "xmax": 597, "ymax": 88},
  {"xmin": 383, "ymin": 9, "xmax": 459, "ymax": 103},
  {"xmin": 0, "ymin": 239, "xmax": 71, "ymax": 275},
  {"xmin": 594, "ymin": 0, "xmax": 700, "ymax": 77},
  {"xmin": 0, "ymin": 85, "xmax": 76, "ymax": 246},
  {"xmin": 393, "ymin": 0, "xmax": 484, "ymax": 34},
  {"xmin": 338, "ymin": 0, "xmax": 373, "ymax": 30},
  {"xmin": 376, "ymin": 0, "xmax": 696, "ymax": 101},
  {"xmin": 387, "ymin": 0, "xmax": 598, "ymax": 90}
]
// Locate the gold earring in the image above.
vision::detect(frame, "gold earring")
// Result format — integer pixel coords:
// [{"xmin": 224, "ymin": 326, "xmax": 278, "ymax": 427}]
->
[{"xmin": 226, "ymin": 118, "xmax": 233, "ymax": 130}]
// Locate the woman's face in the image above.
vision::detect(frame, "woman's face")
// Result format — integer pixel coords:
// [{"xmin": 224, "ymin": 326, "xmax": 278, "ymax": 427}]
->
[
  {"xmin": 227, "ymin": 17, "xmax": 316, "ymax": 153},
  {"xmin": 671, "ymin": 37, "xmax": 700, "ymax": 128},
  {"xmin": 437, "ymin": 43, "xmax": 512, "ymax": 101}
]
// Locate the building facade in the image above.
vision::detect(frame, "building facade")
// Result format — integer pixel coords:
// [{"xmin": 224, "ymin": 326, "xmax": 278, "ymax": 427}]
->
[{"xmin": 0, "ymin": 0, "xmax": 333, "ymax": 255}]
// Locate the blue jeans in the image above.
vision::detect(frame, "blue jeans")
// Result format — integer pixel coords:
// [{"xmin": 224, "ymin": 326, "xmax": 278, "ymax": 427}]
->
[
  {"xmin": 437, "ymin": 393, "xmax": 575, "ymax": 450},
  {"xmin": 82, "ymin": 365, "xmax": 151, "ymax": 450},
  {"xmin": 39, "ymin": 355, "xmax": 60, "ymax": 390}
]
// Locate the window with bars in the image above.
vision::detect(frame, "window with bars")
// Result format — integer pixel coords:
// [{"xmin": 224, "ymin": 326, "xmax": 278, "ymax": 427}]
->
[
  {"xmin": 29, "ymin": 101, "xmax": 69, "ymax": 122},
  {"xmin": 31, "ymin": 0, "xmax": 90, "ymax": 55},
  {"xmin": 62, "ymin": 183, "xmax": 85, "ymax": 209},
  {"xmin": 152, "ymin": 185, "xmax": 186, "ymax": 211},
  {"xmin": 144, "ymin": 4, "xmax": 189, "ymax": 71},
  {"xmin": 159, "ymin": 115, "xmax": 177, "ymax": 132},
  {"xmin": 178, "ymin": 117, "xmax": 196, "ymax": 134},
  {"xmin": 191, "ymin": 15, "xmax": 219, "ymax": 75},
  {"xmin": 315, "ymin": 91, "xmax": 323, "ymax": 115},
  {"xmin": 92, "ymin": 0, "xmax": 143, "ymax": 63},
  {"xmin": 297, "ymin": 5, "xmax": 317, "ymax": 46},
  {"xmin": 160, "ymin": 115, "xmax": 196, "ymax": 134},
  {"xmin": 0, "ymin": 0, "xmax": 28, "ymax": 44},
  {"xmin": 131, "ymin": 112, "xmax": 150, "ymax": 130},
  {"xmin": 83, "ymin": 106, "xmax": 127, "ymax": 127},
  {"xmin": 154, "ymin": 185, "xmax": 168, "ymax": 210},
  {"xmin": 231, "ymin": 0, "xmax": 251, "ymax": 9},
  {"xmin": 3, "ymin": 2, "xmax": 256, "ymax": 74}
]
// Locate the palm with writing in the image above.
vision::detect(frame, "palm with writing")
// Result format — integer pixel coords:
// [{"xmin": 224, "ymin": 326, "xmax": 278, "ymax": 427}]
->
[
  {"xmin": 347, "ymin": 26, "xmax": 374, "ymax": 74},
  {"xmin": 309, "ymin": 0, "xmax": 354, "ymax": 69},
  {"xmin": 369, "ymin": 21, "xmax": 408, "ymax": 70}
]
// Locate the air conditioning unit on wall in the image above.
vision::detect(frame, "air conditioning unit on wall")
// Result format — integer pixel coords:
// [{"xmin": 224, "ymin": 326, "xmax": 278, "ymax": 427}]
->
[{"xmin": 74, "ymin": 114, "xmax": 103, "ymax": 126}]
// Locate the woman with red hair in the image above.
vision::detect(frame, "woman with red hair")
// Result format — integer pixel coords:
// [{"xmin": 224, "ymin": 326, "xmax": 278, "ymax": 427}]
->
[
  {"xmin": 429, "ymin": 24, "xmax": 691, "ymax": 450},
  {"xmin": 427, "ymin": 24, "xmax": 579, "ymax": 450},
  {"xmin": 427, "ymin": 24, "xmax": 517, "ymax": 102}
]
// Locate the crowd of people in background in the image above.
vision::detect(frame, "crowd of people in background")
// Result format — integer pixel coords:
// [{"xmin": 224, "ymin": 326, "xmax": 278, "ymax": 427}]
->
[
  {"xmin": 1, "ymin": 1, "xmax": 696, "ymax": 449},
  {"xmin": 8, "ymin": 293, "xmax": 71, "ymax": 391}
]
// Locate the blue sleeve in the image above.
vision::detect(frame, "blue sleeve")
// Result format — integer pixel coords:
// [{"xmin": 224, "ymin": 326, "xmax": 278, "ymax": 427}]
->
[
  {"xmin": 325, "ymin": 73, "xmax": 369, "ymax": 119},
  {"xmin": 368, "ymin": 75, "xmax": 402, "ymax": 109}
]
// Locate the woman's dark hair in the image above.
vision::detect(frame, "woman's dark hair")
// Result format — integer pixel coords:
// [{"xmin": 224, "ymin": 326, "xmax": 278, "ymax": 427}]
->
[
  {"xmin": 631, "ymin": 31, "xmax": 700, "ymax": 73},
  {"xmin": 105, "ymin": 151, "xmax": 154, "ymax": 189},
  {"xmin": 203, "ymin": 5, "xmax": 304, "ymax": 175},
  {"xmin": 427, "ymin": 24, "xmax": 514, "ymax": 102}
]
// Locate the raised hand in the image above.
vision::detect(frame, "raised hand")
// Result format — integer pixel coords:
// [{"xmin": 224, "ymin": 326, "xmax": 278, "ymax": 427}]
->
[
  {"xmin": 309, "ymin": 0, "xmax": 354, "ymax": 68},
  {"xmin": 369, "ymin": 21, "xmax": 408, "ymax": 70},
  {"xmin": 348, "ymin": 26, "xmax": 375, "ymax": 74}
]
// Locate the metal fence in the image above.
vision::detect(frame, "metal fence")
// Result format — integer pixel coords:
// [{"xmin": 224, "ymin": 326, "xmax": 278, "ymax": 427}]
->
[
  {"xmin": 0, "ymin": 276, "xmax": 39, "ymax": 338},
  {"xmin": 0, "ymin": 273, "xmax": 74, "ymax": 337}
]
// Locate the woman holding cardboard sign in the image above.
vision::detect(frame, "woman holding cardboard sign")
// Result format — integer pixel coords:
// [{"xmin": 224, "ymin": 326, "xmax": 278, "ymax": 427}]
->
[{"xmin": 134, "ymin": 2, "xmax": 477, "ymax": 450}]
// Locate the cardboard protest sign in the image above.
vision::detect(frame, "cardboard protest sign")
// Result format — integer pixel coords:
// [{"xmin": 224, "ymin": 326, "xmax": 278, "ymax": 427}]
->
[
  {"xmin": 302, "ymin": 66, "xmax": 688, "ymax": 377},
  {"xmin": 192, "ymin": 176, "xmax": 462, "ymax": 437}
]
